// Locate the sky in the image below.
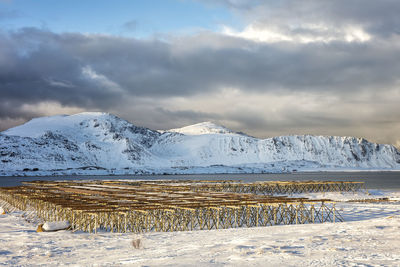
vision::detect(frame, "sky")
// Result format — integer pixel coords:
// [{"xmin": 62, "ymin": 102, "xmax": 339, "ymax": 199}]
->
[{"xmin": 0, "ymin": 0, "xmax": 399, "ymax": 148}]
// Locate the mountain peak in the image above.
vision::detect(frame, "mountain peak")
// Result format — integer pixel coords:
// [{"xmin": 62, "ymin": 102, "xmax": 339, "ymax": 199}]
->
[
  {"xmin": 72, "ymin": 111, "xmax": 109, "ymax": 117},
  {"xmin": 167, "ymin": 121, "xmax": 236, "ymax": 135},
  {"xmin": 2, "ymin": 112, "xmax": 124, "ymax": 138}
]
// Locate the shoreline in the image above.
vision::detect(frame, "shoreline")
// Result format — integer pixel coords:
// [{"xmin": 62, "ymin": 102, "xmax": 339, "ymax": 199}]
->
[{"xmin": 1, "ymin": 171, "xmax": 400, "ymax": 189}]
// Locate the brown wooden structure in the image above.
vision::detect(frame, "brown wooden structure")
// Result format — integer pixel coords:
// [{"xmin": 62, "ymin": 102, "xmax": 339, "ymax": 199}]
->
[{"xmin": 0, "ymin": 180, "xmax": 346, "ymax": 233}]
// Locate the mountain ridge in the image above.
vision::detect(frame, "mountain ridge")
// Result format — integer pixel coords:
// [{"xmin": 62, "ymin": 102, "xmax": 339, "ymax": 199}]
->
[
  {"xmin": 167, "ymin": 121, "xmax": 237, "ymax": 136},
  {"xmin": 1, "ymin": 112, "xmax": 399, "ymax": 176}
]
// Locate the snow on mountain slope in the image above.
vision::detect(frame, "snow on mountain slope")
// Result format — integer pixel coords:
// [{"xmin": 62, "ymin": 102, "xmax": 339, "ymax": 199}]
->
[
  {"xmin": 3, "ymin": 112, "xmax": 158, "ymax": 143},
  {"xmin": 151, "ymin": 132, "xmax": 400, "ymax": 169},
  {"xmin": 1, "ymin": 113, "xmax": 400, "ymax": 176},
  {"xmin": 1, "ymin": 113, "xmax": 162, "ymax": 173},
  {"xmin": 168, "ymin": 122, "xmax": 236, "ymax": 135}
]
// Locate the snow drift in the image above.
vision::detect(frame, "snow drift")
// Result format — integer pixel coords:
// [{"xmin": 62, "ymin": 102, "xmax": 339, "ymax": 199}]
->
[
  {"xmin": 42, "ymin": 221, "xmax": 71, "ymax": 232},
  {"xmin": 1, "ymin": 112, "xmax": 399, "ymax": 176}
]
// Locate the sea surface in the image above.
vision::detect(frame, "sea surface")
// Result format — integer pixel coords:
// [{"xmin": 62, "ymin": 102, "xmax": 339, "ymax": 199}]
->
[{"xmin": 0, "ymin": 171, "xmax": 399, "ymax": 189}]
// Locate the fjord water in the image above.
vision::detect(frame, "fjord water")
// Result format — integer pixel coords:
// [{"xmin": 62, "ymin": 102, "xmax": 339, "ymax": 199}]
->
[{"xmin": 0, "ymin": 172, "xmax": 399, "ymax": 189}]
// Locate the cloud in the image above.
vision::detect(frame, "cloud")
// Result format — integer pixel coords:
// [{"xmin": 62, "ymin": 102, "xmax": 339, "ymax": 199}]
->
[
  {"xmin": 204, "ymin": 0, "xmax": 261, "ymax": 9},
  {"xmin": 153, "ymin": 88, "xmax": 400, "ymax": 146},
  {"xmin": 44, "ymin": 78, "xmax": 75, "ymax": 88},
  {"xmin": 222, "ymin": 23, "xmax": 372, "ymax": 44},
  {"xmin": 122, "ymin": 20, "xmax": 138, "ymax": 32},
  {"xmin": 211, "ymin": 0, "xmax": 400, "ymax": 42},
  {"xmin": 0, "ymin": 28, "xmax": 125, "ymax": 110},
  {"xmin": 2, "ymin": 26, "xmax": 399, "ymax": 108}
]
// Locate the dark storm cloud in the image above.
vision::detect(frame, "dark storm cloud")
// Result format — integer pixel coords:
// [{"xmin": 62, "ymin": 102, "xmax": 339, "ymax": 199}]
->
[
  {"xmin": 0, "ymin": 28, "xmax": 390, "ymax": 119},
  {"xmin": 0, "ymin": 100, "xmax": 39, "ymax": 119},
  {"xmin": 14, "ymin": 27, "xmax": 399, "ymax": 97},
  {"xmin": 0, "ymin": 28, "xmax": 124, "ymax": 110},
  {"xmin": 1, "ymin": 26, "xmax": 400, "ymax": 122}
]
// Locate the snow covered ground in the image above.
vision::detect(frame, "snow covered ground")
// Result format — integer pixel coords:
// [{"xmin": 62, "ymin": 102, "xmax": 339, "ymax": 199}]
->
[{"xmin": 1, "ymin": 190, "xmax": 400, "ymax": 266}]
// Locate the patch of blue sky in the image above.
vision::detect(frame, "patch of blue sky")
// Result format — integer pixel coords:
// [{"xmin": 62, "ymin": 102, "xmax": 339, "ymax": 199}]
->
[{"xmin": 0, "ymin": 0, "xmax": 242, "ymax": 37}]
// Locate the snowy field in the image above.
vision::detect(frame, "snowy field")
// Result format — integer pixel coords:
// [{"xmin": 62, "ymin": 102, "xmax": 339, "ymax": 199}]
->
[{"xmin": 1, "ymin": 191, "xmax": 400, "ymax": 266}]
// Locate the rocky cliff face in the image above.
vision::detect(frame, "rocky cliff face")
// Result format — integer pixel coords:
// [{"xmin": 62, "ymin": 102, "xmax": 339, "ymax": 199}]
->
[{"xmin": 1, "ymin": 112, "xmax": 399, "ymax": 176}]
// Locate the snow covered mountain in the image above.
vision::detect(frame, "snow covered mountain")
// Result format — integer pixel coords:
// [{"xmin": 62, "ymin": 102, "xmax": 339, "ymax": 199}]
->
[
  {"xmin": 1, "ymin": 112, "xmax": 399, "ymax": 176},
  {"xmin": 168, "ymin": 122, "xmax": 236, "ymax": 135}
]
